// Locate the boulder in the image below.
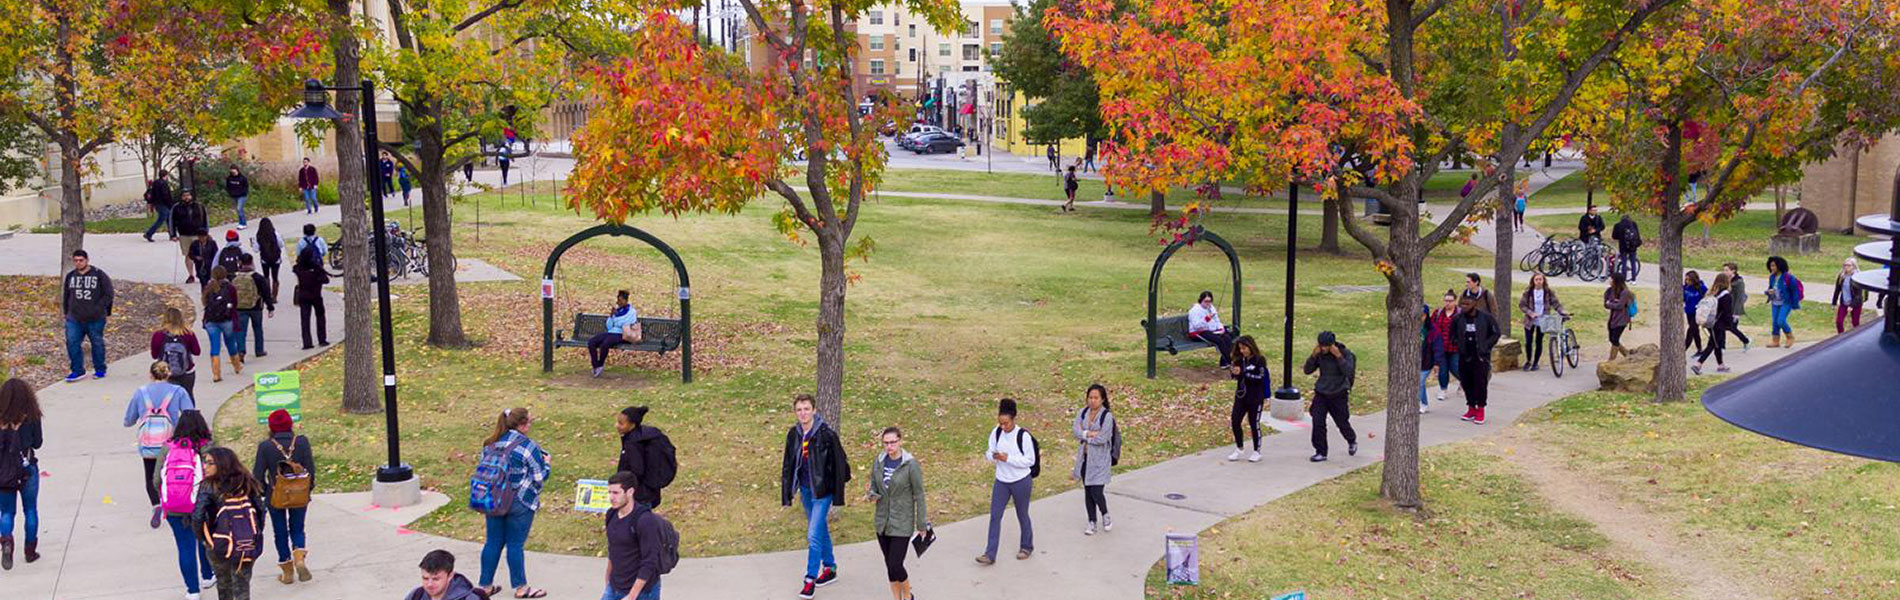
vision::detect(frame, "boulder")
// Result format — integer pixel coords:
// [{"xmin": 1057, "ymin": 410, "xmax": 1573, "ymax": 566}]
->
[
  {"xmin": 1597, "ymin": 343, "xmax": 1662, "ymax": 393},
  {"xmin": 1491, "ymin": 338, "xmax": 1522, "ymax": 372}
]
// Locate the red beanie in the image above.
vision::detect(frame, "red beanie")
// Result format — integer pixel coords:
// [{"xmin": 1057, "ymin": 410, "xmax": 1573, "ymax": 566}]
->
[
  {"xmin": 225, "ymin": 229, "xmax": 240, "ymax": 241},
  {"xmin": 268, "ymin": 409, "xmax": 294, "ymax": 433}
]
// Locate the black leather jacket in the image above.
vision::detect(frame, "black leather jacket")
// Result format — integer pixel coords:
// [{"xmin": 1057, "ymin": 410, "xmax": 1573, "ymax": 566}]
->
[{"xmin": 781, "ymin": 420, "xmax": 851, "ymax": 506}]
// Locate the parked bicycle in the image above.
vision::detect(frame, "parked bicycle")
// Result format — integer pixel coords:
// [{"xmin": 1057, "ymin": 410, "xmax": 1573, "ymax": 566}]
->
[
  {"xmin": 1538, "ymin": 313, "xmax": 1580, "ymax": 377},
  {"xmin": 1518, "ymin": 234, "xmax": 1635, "ymax": 283},
  {"xmin": 323, "ymin": 221, "xmax": 446, "ymax": 280}
]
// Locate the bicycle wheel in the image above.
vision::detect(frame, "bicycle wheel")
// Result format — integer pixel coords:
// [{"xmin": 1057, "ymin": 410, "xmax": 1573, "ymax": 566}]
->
[
  {"xmin": 1564, "ymin": 328, "xmax": 1581, "ymax": 368},
  {"xmin": 387, "ymin": 246, "xmax": 409, "ymax": 279},
  {"xmin": 1549, "ymin": 332, "xmax": 1565, "ymax": 377},
  {"xmin": 1577, "ymin": 251, "xmax": 1607, "ymax": 282},
  {"xmin": 1519, "ymin": 248, "xmax": 1542, "ymax": 272},
  {"xmin": 1538, "ymin": 252, "xmax": 1571, "ymax": 278},
  {"xmin": 325, "ymin": 242, "xmax": 344, "ymax": 277}
]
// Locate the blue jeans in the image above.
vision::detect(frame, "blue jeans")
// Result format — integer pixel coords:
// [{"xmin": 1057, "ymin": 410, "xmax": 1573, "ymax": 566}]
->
[
  {"xmin": 64, "ymin": 318, "xmax": 107, "ymax": 375},
  {"xmin": 166, "ymin": 515, "xmax": 214, "ymax": 593},
  {"xmin": 236, "ymin": 308, "xmax": 265, "ymax": 355},
  {"xmin": 0, "ymin": 467, "xmax": 38, "ymax": 542},
  {"xmin": 301, "ymin": 188, "xmax": 318, "ymax": 212},
  {"xmin": 798, "ymin": 485, "xmax": 836, "ymax": 580},
  {"xmin": 601, "ymin": 581, "xmax": 662, "ymax": 600},
  {"xmin": 480, "ymin": 509, "xmax": 536, "ymax": 589},
  {"xmin": 1771, "ymin": 304, "xmax": 1794, "ymax": 336},
  {"xmin": 205, "ymin": 321, "xmax": 235, "ymax": 357},
  {"xmin": 145, "ymin": 203, "xmax": 173, "ymax": 239},
  {"xmin": 1418, "ymin": 369, "xmax": 1433, "ymax": 407},
  {"xmin": 984, "ymin": 477, "xmax": 1034, "ymax": 560},
  {"xmin": 234, "ymin": 195, "xmax": 248, "ymax": 226},
  {"xmin": 268, "ymin": 506, "xmax": 307, "ymax": 563}
]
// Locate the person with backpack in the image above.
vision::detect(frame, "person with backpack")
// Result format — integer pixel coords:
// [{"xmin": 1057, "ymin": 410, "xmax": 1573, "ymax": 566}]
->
[
  {"xmin": 1452, "ymin": 297, "xmax": 1502, "ymax": 425},
  {"xmin": 1061, "ymin": 165, "xmax": 1079, "ymax": 212},
  {"xmin": 0, "ymin": 378, "xmax": 44, "ymax": 569},
  {"xmin": 866, "ymin": 427, "xmax": 925, "ymax": 600},
  {"xmin": 295, "ymin": 223, "xmax": 329, "ymax": 260},
  {"xmin": 399, "ymin": 166, "xmax": 414, "ymax": 206},
  {"xmin": 1226, "ymin": 336, "xmax": 1268, "ymax": 462},
  {"xmin": 1683, "ymin": 271, "xmax": 1708, "ymax": 354},
  {"xmin": 1693, "ymin": 272, "xmax": 1736, "ymax": 374},
  {"xmin": 145, "ymin": 172, "xmax": 177, "ymax": 243},
  {"xmin": 253, "ymin": 218, "xmax": 283, "ymax": 298},
  {"xmin": 1511, "ymin": 181, "xmax": 1527, "ymax": 232},
  {"xmin": 472, "ymin": 408, "xmax": 551, "ymax": 599},
  {"xmin": 203, "ymin": 267, "xmax": 241, "ymax": 380},
  {"xmin": 214, "ymin": 230, "xmax": 248, "ymax": 278},
  {"xmin": 251, "ymin": 409, "xmax": 314, "ymax": 585},
  {"xmin": 1303, "ymin": 332, "xmax": 1358, "ymax": 462},
  {"xmin": 155, "ymin": 410, "xmax": 215, "ymax": 599},
  {"xmin": 405, "ymin": 550, "xmax": 487, "ymax": 600},
  {"xmin": 62, "ymin": 249, "xmax": 114, "ymax": 382},
  {"xmin": 125, "ymin": 360, "xmax": 197, "ymax": 528},
  {"xmin": 175, "ymin": 191, "xmax": 210, "ymax": 271},
  {"xmin": 193, "ymin": 446, "xmax": 265, "ymax": 600},
  {"xmin": 1603, "ymin": 275, "xmax": 1636, "ymax": 361},
  {"xmin": 1072, "ymin": 384, "xmax": 1116, "ymax": 535},
  {"xmin": 225, "ymin": 164, "xmax": 252, "ymax": 229},
  {"xmin": 615, "ymin": 406, "xmax": 674, "ymax": 510},
  {"xmin": 603, "ymin": 471, "xmax": 670, "ymax": 600},
  {"xmin": 151, "ymin": 307, "xmax": 203, "ymax": 400},
  {"xmin": 1461, "ymin": 273, "xmax": 1498, "ymax": 316},
  {"xmin": 1765, "ymin": 256, "xmax": 1803, "ymax": 348},
  {"xmin": 779, "ymin": 394, "xmax": 849, "ymax": 599},
  {"xmin": 1723, "ymin": 262, "xmax": 1752, "ymax": 350},
  {"xmin": 977, "ymin": 398, "xmax": 1035, "ymax": 566},
  {"xmin": 1612, "ymin": 214, "xmax": 1642, "ymax": 278},
  {"xmin": 188, "ymin": 232, "xmax": 219, "ymax": 287},
  {"xmin": 292, "ymin": 245, "xmax": 331, "ymax": 349},
  {"xmin": 232, "ymin": 254, "xmax": 274, "ymax": 360}
]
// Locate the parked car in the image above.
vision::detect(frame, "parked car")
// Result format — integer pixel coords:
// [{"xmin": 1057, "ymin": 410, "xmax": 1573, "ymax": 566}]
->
[
  {"xmin": 911, "ymin": 132, "xmax": 964, "ymax": 155},
  {"xmin": 899, "ymin": 125, "xmax": 945, "ymax": 148}
]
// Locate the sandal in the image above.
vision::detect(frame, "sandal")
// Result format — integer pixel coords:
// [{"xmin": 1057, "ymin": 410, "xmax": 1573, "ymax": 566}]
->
[
  {"xmin": 482, "ymin": 585, "xmax": 502, "ymax": 597},
  {"xmin": 515, "ymin": 587, "xmax": 547, "ymax": 599}
]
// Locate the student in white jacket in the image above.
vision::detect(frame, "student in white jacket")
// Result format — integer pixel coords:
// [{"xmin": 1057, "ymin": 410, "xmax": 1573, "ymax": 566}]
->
[
  {"xmin": 1188, "ymin": 291, "xmax": 1236, "ymax": 368},
  {"xmin": 977, "ymin": 399, "xmax": 1037, "ymax": 565}
]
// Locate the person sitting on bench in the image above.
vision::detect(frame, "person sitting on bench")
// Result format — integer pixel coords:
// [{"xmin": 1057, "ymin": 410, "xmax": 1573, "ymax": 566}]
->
[
  {"xmin": 589, "ymin": 290, "xmax": 642, "ymax": 377},
  {"xmin": 1188, "ymin": 290, "xmax": 1235, "ymax": 368}
]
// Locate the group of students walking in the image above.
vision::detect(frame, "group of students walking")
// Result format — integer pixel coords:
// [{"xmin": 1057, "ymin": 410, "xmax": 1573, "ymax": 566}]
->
[{"xmin": 1681, "ymin": 257, "xmax": 1838, "ymax": 374}]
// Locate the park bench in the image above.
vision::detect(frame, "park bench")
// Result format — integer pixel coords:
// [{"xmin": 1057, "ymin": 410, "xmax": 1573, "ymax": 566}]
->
[
  {"xmin": 1143, "ymin": 314, "xmax": 1235, "ymax": 355},
  {"xmin": 554, "ymin": 313, "xmax": 684, "ymax": 356}
]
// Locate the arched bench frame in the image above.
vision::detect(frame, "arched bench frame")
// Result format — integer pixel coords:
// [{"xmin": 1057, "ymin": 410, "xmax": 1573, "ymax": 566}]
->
[
  {"xmin": 1145, "ymin": 228, "xmax": 1242, "ymax": 378},
  {"xmin": 540, "ymin": 224, "xmax": 693, "ymax": 383}
]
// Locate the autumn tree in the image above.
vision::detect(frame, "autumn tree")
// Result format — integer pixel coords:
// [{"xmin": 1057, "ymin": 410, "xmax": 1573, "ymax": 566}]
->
[
  {"xmin": 568, "ymin": 0, "xmax": 963, "ymax": 426},
  {"xmin": 1578, "ymin": 0, "xmax": 1899, "ymax": 403}
]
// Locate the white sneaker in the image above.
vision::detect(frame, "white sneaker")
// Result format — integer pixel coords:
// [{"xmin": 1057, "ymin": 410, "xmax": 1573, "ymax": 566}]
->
[
  {"xmin": 1102, "ymin": 514, "xmax": 1113, "ymax": 531},
  {"xmin": 1226, "ymin": 449, "xmax": 1243, "ymax": 461},
  {"xmin": 1436, "ymin": 390, "xmax": 1446, "ymax": 401},
  {"xmin": 186, "ymin": 594, "xmax": 201, "ymax": 600},
  {"xmin": 1420, "ymin": 404, "xmax": 1431, "ymax": 414},
  {"xmin": 1248, "ymin": 451, "xmax": 1262, "ymax": 462},
  {"xmin": 1084, "ymin": 523, "xmax": 1096, "ymax": 536}
]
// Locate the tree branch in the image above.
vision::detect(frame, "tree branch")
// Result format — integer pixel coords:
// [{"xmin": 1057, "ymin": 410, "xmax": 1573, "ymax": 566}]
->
[
  {"xmin": 453, "ymin": 0, "xmax": 526, "ymax": 33},
  {"xmin": 1337, "ymin": 183, "xmax": 1388, "ymax": 257},
  {"xmin": 1511, "ymin": 0, "xmax": 1684, "ymax": 161},
  {"xmin": 1411, "ymin": 0, "xmax": 1450, "ymax": 28}
]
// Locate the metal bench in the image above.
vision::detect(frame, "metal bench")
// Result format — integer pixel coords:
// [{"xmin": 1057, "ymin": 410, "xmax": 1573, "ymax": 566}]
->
[
  {"xmin": 553, "ymin": 313, "xmax": 683, "ymax": 355},
  {"xmin": 1143, "ymin": 314, "xmax": 1233, "ymax": 355}
]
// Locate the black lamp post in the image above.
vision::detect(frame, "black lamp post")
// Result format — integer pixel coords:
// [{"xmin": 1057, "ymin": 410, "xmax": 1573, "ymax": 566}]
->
[
  {"xmin": 289, "ymin": 78, "xmax": 414, "ymax": 485},
  {"xmin": 1274, "ymin": 182, "xmax": 1302, "ymax": 404},
  {"xmin": 1701, "ymin": 167, "xmax": 1900, "ymax": 461}
]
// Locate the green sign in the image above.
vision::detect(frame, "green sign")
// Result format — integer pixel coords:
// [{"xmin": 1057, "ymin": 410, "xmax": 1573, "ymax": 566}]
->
[{"xmin": 255, "ymin": 371, "xmax": 303, "ymax": 424}]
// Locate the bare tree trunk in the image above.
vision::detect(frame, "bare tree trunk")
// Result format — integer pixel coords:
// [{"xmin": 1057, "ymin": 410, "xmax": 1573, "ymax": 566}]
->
[
  {"xmin": 813, "ymin": 226, "xmax": 847, "ymax": 427},
  {"xmin": 1378, "ymin": 178, "xmax": 1426, "ymax": 510},
  {"xmin": 1149, "ymin": 189, "xmax": 1165, "ymax": 217},
  {"xmin": 1654, "ymin": 123, "xmax": 1688, "ymax": 403},
  {"xmin": 1493, "ymin": 158, "xmax": 1517, "ymax": 336},
  {"xmin": 1320, "ymin": 183, "xmax": 1342, "ymax": 254},
  {"xmin": 417, "ymin": 116, "xmax": 468, "ymax": 348},
  {"xmin": 58, "ymin": 141, "xmax": 85, "ymax": 266},
  {"xmin": 330, "ymin": 0, "xmax": 380, "ymax": 414}
]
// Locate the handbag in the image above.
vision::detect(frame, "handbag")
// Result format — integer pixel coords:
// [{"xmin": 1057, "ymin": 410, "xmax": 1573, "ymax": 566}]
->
[{"xmin": 911, "ymin": 525, "xmax": 936, "ymax": 557}]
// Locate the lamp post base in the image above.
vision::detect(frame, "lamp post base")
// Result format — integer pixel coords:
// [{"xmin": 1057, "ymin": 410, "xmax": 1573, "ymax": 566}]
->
[
  {"xmin": 371, "ymin": 465, "xmax": 420, "ymax": 508},
  {"xmin": 1268, "ymin": 387, "xmax": 1304, "ymax": 421}
]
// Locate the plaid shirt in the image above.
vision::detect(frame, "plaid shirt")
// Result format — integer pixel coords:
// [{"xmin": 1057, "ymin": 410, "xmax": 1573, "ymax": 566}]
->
[{"xmin": 497, "ymin": 430, "xmax": 551, "ymax": 511}]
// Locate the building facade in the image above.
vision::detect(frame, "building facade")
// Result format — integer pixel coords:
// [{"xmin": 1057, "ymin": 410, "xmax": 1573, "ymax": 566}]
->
[{"xmin": 1799, "ymin": 140, "xmax": 1900, "ymax": 232}]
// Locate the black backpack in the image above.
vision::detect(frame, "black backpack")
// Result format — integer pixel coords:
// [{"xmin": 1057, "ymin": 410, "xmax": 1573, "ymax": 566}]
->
[
  {"xmin": 995, "ymin": 427, "xmax": 1041, "ymax": 479},
  {"xmin": 1094, "ymin": 409, "xmax": 1122, "ymax": 467},
  {"xmin": 640, "ymin": 509, "xmax": 681, "ymax": 575},
  {"xmin": 640, "ymin": 430, "xmax": 679, "ymax": 492},
  {"xmin": 215, "ymin": 246, "xmax": 245, "ymax": 275},
  {"xmin": 0, "ymin": 429, "xmax": 33, "ymax": 491},
  {"xmin": 160, "ymin": 333, "xmax": 192, "ymax": 377}
]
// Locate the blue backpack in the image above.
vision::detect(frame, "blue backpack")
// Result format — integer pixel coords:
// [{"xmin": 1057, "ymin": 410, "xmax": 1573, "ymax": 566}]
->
[{"xmin": 468, "ymin": 437, "xmax": 521, "ymax": 516}]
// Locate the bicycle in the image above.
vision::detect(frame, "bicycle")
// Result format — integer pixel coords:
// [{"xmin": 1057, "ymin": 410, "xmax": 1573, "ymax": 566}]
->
[{"xmin": 1539, "ymin": 313, "xmax": 1580, "ymax": 377}]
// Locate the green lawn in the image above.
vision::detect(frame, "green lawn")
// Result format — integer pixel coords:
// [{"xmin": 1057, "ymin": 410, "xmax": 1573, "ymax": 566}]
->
[
  {"xmin": 212, "ymin": 171, "xmax": 1617, "ymax": 559},
  {"xmin": 1144, "ymin": 446, "xmax": 1670, "ymax": 600}
]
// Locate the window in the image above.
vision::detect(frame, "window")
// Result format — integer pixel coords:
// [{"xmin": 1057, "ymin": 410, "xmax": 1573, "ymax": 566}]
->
[
  {"xmin": 990, "ymin": 19, "xmax": 1003, "ymax": 35},
  {"xmin": 963, "ymin": 20, "xmax": 978, "ymax": 37},
  {"xmin": 909, "ymin": 48, "xmax": 917, "ymax": 62},
  {"xmin": 939, "ymin": 43, "xmax": 950, "ymax": 56},
  {"xmin": 908, "ymin": 24, "xmax": 916, "ymax": 37},
  {"xmin": 869, "ymin": 37, "xmax": 884, "ymax": 51},
  {"xmin": 963, "ymin": 44, "xmax": 979, "ymax": 60},
  {"xmin": 870, "ymin": 59, "xmax": 886, "ymax": 75},
  {"xmin": 868, "ymin": 10, "xmax": 883, "ymax": 25},
  {"xmin": 962, "ymin": 65, "xmax": 979, "ymax": 72},
  {"xmin": 939, "ymin": 65, "xmax": 950, "ymax": 74},
  {"xmin": 989, "ymin": 42, "xmax": 1002, "ymax": 56}
]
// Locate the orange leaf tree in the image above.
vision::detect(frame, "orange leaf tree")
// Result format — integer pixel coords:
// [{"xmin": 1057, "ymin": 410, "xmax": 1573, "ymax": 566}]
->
[
  {"xmin": 1054, "ymin": 0, "xmax": 1685, "ymax": 510},
  {"xmin": 1576, "ymin": 0, "xmax": 1900, "ymax": 402},
  {"xmin": 568, "ymin": 1, "xmax": 963, "ymax": 425}
]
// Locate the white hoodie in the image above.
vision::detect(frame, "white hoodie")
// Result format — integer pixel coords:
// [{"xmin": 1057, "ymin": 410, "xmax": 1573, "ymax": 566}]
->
[{"xmin": 987, "ymin": 425, "xmax": 1037, "ymax": 484}]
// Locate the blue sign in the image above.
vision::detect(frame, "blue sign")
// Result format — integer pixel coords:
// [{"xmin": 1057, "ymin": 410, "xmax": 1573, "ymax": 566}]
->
[{"xmin": 1271, "ymin": 593, "xmax": 1306, "ymax": 600}]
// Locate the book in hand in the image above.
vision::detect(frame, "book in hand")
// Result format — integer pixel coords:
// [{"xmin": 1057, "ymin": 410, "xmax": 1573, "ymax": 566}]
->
[{"xmin": 911, "ymin": 526, "xmax": 936, "ymax": 557}]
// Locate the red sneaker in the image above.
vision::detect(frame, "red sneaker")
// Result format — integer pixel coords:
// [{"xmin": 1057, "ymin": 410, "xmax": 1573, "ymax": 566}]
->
[
  {"xmin": 1473, "ymin": 407, "xmax": 1486, "ymax": 424},
  {"xmin": 1459, "ymin": 407, "xmax": 1475, "ymax": 421}
]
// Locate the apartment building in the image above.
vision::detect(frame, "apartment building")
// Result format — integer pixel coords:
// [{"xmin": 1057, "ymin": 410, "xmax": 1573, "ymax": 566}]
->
[{"xmin": 855, "ymin": 1, "xmax": 1014, "ymax": 100}]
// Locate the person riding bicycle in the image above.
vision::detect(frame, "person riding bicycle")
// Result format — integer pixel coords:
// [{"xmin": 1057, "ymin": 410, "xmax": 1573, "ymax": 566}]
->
[
  {"xmin": 1577, "ymin": 205, "xmax": 1605, "ymax": 246},
  {"xmin": 1518, "ymin": 272, "xmax": 1568, "ymax": 372},
  {"xmin": 1611, "ymin": 213, "xmax": 1642, "ymax": 277}
]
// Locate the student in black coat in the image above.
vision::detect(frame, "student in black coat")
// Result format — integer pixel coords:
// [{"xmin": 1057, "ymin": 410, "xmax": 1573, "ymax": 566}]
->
[
  {"xmin": 779, "ymin": 394, "xmax": 850, "ymax": 594},
  {"xmin": 615, "ymin": 406, "xmax": 673, "ymax": 509},
  {"xmin": 291, "ymin": 245, "xmax": 330, "ymax": 349},
  {"xmin": 1450, "ymin": 297, "xmax": 1502, "ymax": 424}
]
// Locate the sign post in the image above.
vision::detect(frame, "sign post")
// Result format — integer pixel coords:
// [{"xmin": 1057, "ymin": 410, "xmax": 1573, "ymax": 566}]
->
[{"xmin": 255, "ymin": 371, "xmax": 303, "ymax": 424}]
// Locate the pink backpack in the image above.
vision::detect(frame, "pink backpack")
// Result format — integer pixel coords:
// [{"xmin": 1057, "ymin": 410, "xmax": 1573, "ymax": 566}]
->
[{"xmin": 160, "ymin": 440, "xmax": 203, "ymax": 515}]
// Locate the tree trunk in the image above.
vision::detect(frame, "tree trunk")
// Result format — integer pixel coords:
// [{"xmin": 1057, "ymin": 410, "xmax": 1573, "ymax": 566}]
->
[
  {"xmin": 417, "ymin": 116, "xmax": 468, "ymax": 348},
  {"xmin": 1378, "ymin": 180, "xmax": 1426, "ymax": 510},
  {"xmin": 812, "ymin": 226, "xmax": 848, "ymax": 428},
  {"xmin": 58, "ymin": 141, "xmax": 85, "ymax": 266},
  {"xmin": 1149, "ymin": 190, "xmax": 1165, "ymax": 217},
  {"xmin": 1320, "ymin": 187, "xmax": 1342, "ymax": 254},
  {"xmin": 330, "ymin": 0, "xmax": 380, "ymax": 414},
  {"xmin": 1493, "ymin": 158, "xmax": 1517, "ymax": 336},
  {"xmin": 1653, "ymin": 122, "xmax": 1688, "ymax": 403}
]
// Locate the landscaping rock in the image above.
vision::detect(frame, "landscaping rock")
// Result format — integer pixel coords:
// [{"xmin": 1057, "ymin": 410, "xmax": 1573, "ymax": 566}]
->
[
  {"xmin": 1492, "ymin": 338, "xmax": 1522, "ymax": 372},
  {"xmin": 1597, "ymin": 343, "xmax": 1662, "ymax": 393}
]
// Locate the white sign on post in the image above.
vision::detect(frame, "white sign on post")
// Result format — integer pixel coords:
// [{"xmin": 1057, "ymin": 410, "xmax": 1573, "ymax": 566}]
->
[
  {"xmin": 541, "ymin": 278, "xmax": 555, "ymax": 299},
  {"xmin": 678, "ymin": 287, "xmax": 691, "ymax": 300}
]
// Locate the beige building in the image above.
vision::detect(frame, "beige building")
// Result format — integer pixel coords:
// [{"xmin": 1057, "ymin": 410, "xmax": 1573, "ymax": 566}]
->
[
  {"xmin": 1800, "ymin": 140, "xmax": 1900, "ymax": 232},
  {"xmin": 855, "ymin": 1, "xmax": 1014, "ymax": 100}
]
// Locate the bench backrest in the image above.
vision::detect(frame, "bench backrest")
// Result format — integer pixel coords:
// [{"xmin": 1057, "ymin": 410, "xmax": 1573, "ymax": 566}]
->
[
  {"xmin": 1151, "ymin": 314, "xmax": 1192, "ymax": 343},
  {"xmin": 637, "ymin": 317, "xmax": 681, "ymax": 345},
  {"xmin": 572, "ymin": 313, "xmax": 610, "ymax": 339}
]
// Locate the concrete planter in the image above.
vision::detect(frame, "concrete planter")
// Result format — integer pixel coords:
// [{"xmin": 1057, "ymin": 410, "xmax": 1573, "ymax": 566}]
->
[{"xmin": 1268, "ymin": 396, "xmax": 1305, "ymax": 421}]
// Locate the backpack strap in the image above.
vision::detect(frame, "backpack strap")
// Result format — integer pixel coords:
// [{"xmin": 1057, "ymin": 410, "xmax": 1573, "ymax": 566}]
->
[
  {"xmin": 1015, "ymin": 429, "xmax": 1026, "ymax": 453},
  {"xmin": 158, "ymin": 390, "xmax": 173, "ymax": 414}
]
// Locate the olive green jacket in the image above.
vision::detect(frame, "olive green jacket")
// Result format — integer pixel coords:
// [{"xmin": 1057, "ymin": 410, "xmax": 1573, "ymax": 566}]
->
[{"xmin": 867, "ymin": 451, "xmax": 927, "ymax": 537}]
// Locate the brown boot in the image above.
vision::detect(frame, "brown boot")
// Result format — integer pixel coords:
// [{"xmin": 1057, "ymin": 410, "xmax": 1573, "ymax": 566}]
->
[
  {"xmin": 232, "ymin": 353, "xmax": 245, "ymax": 374},
  {"xmin": 277, "ymin": 561, "xmax": 296, "ymax": 584},
  {"xmin": 1768, "ymin": 334, "xmax": 1781, "ymax": 348},
  {"xmin": 210, "ymin": 356, "xmax": 224, "ymax": 382},
  {"xmin": 293, "ymin": 548, "xmax": 311, "ymax": 581},
  {"xmin": 22, "ymin": 540, "xmax": 36, "ymax": 563},
  {"xmin": 1783, "ymin": 333, "xmax": 1794, "ymax": 347}
]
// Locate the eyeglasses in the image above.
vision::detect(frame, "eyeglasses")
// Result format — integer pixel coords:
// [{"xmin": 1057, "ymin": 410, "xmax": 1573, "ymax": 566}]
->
[{"xmin": 881, "ymin": 439, "xmax": 901, "ymax": 445}]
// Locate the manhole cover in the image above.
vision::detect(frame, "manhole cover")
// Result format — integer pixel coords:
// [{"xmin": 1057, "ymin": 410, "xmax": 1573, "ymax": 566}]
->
[
  {"xmin": 1165, "ymin": 493, "xmax": 1187, "ymax": 500},
  {"xmin": 1320, "ymin": 285, "xmax": 1385, "ymax": 294}
]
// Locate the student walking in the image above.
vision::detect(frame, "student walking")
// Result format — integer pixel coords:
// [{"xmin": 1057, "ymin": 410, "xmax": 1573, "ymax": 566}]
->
[
  {"xmin": 253, "ymin": 218, "xmax": 283, "ymax": 298},
  {"xmin": 1511, "ymin": 182, "xmax": 1528, "ymax": 232},
  {"xmin": 1722, "ymin": 262, "xmax": 1752, "ymax": 349},
  {"xmin": 203, "ymin": 267, "xmax": 240, "ymax": 381},
  {"xmin": 1187, "ymin": 291, "xmax": 1236, "ymax": 368},
  {"xmin": 405, "ymin": 550, "xmax": 486, "ymax": 600},
  {"xmin": 152, "ymin": 307, "xmax": 204, "ymax": 400},
  {"xmin": 1693, "ymin": 273, "xmax": 1735, "ymax": 374},
  {"xmin": 1612, "ymin": 214, "xmax": 1642, "ymax": 278},
  {"xmin": 474, "ymin": 408, "xmax": 552, "ymax": 599},
  {"xmin": 252, "ymin": 409, "xmax": 314, "ymax": 585},
  {"xmin": 1046, "ymin": 145, "xmax": 1058, "ymax": 171},
  {"xmin": 1577, "ymin": 204, "xmax": 1605, "ymax": 246},
  {"xmin": 1683, "ymin": 271, "xmax": 1708, "ymax": 353},
  {"xmin": 188, "ymin": 232, "xmax": 218, "ymax": 287},
  {"xmin": 145, "ymin": 172, "xmax": 178, "ymax": 242},
  {"xmin": 977, "ymin": 398, "xmax": 1035, "ymax": 565},
  {"xmin": 1071, "ymin": 385, "xmax": 1115, "ymax": 534},
  {"xmin": 1062, "ymin": 166, "xmax": 1079, "ymax": 212},
  {"xmin": 398, "ymin": 166, "xmax": 414, "ymax": 206},
  {"xmin": 194, "ymin": 446, "xmax": 265, "ymax": 600},
  {"xmin": 232, "ymin": 254, "xmax": 274, "ymax": 360},
  {"xmin": 291, "ymin": 245, "xmax": 330, "ymax": 349},
  {"xmin": 1461, "ymin": 272, "xmax": 1497, "ymax": 316},
  {"xmin": 126, "ymin": 361, "xmax": 196, "ymax": 528},
  {"xmin": 1452, "ymin": 297, "xmax": 1501, "ymax": 424},
  {"xmin": 603, "ymin": 471, "xmax": 667, "ymax": 600},
  {"xmin": 1302, "ymin": 332, "xmax": 1358, "ymax": 462},
  {"xmin": 380, "ymin": 153, "xmax": 397, "ymax": 198},
  {"xmin": 1421, "ymin": 291, "xmax": 1461, "ymax": 410},
  {"xmin": 779, "ymin": 394, "xmax": 850, "ymax": 598},
  {"xmin": 1765, "ymin": 256, "xmax": 1803, "ymax": 348},
  {"xmin": 1226, "ymin": 337, "xmax": 1268, "ymax": 462},
  {"xmin": 1603, "ymin": 275, "xmax": 1636, "ymax": 360},
  {"xmin": 175, "ymin": 192, "xmax": 211, "ymax": 276},
  {"xmin": 155, "ymin": 410, "xmax": 215, "ymax": 599},
  {"xmin": 1518, "ymin": 272, "xmax": 1565, "ymax": 371},
  {"xmin": 297, "ymin": 159, "xmax": 321, "ymax": 214},
  {"xmin": 0, "ymin": 378, "xmax": 44, "ymax": 569},
  {"xmin": 214, "ymin": 230, "xmax": 248, "ymax": 277},
  {"xmin": 295, "ymin": 223, "xmax": 329, "ymax": 260},
  {"xmin": 867, "ymin": 427, "xmax": 926, "ymax": 600},
  {"xmin": 62, "ymin": 249, "xmax": 114, "ymax": 382},
  {"xmin": 615, "ymin": 406, "xmax": 675, "ymax": 510},
  {"xmin": 1833, "ymin": 258, "xmax": 1864, "ymax": 333},
  {"xmin": 225, "ymin": 165, "xmax": 252, "ymax": 229},
  {"xmin": 590, "ymin": 291, "xmax": 641, "ymax": 378}
]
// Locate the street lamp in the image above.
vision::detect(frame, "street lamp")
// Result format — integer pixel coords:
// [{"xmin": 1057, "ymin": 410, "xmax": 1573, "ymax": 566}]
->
[
  {"xmin": 289, "ymin": 78, "xmax": 420, "ymax": 506},
  {"xmin": 1273, "ymin": 183, "xmax": 1303, "ymax": 406}
]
